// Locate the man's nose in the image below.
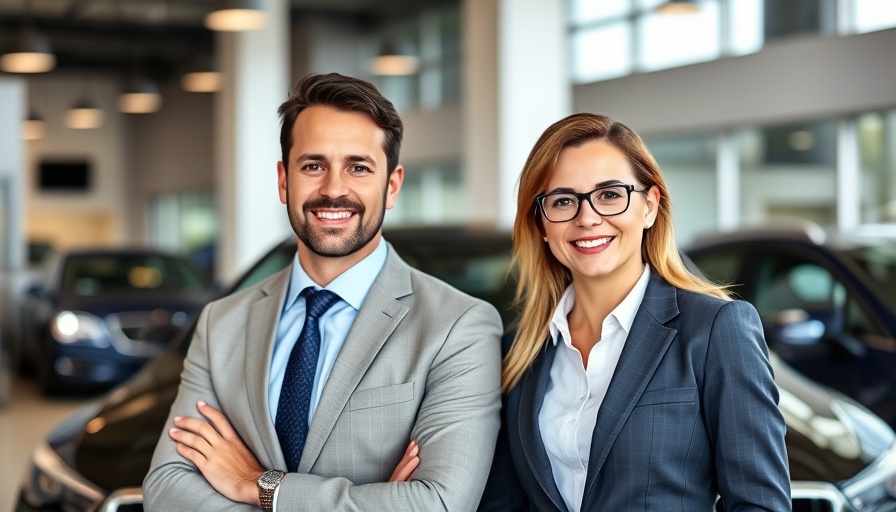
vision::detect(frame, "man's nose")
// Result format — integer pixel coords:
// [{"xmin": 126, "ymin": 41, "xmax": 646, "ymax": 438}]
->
[{"xmin": 319, "ymin": 169, "xmax": 349, "ymax": 197}]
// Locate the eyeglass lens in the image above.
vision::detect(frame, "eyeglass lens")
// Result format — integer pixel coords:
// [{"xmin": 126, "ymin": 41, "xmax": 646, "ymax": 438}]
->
[{"xmin": 541, "ymin": 185, "xmax": 631, "ymax": 222}]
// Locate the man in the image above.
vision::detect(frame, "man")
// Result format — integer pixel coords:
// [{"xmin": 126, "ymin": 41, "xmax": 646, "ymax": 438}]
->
[{"xmin": 143, "ymin": 73, "xmax": 503, "ymax": 511}]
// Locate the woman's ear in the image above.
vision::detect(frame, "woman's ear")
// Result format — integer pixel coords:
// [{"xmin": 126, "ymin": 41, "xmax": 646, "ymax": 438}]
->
[{"xmin": 645, "ymin": 186, "xmax": 660, "ymax": 228}]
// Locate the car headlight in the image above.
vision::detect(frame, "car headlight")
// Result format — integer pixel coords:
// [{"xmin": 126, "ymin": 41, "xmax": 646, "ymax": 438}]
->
[
  {"xmin": 51, "ymin": 310, "xmax": 109, "ymax": 346},
  {"xmin": 20, "ymin": 442, "xmax": 104, "ymax": 509}
]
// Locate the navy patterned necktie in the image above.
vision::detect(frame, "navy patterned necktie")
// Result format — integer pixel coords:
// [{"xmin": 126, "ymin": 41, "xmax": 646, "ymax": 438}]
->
[{"xmin": 276, "ymin": 286, "xmax": 341, "ymax": 472}]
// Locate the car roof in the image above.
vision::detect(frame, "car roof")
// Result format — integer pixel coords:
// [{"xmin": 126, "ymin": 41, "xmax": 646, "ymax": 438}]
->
[{"xmin": 687, "ymin": 219, "xmax": 896, "ymax": 252}]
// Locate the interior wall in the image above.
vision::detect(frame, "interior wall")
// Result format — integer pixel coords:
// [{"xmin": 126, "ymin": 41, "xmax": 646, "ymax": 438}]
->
[
  {"xmin": 574, "ymin": 28, "xmax": 896, "ymax": 135},
  {"xmin": 24, "ymin": 73, "xmax": 129, "ymax": 251},
  {"xmin": 128, "ymin": 82, "xmax": 216, "ymax": 242}
]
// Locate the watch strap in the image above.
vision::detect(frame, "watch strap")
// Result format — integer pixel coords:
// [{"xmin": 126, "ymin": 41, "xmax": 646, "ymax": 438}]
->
[{"xmin": 257, "ymin": 469, "xmax": 285, "ymax": 512}]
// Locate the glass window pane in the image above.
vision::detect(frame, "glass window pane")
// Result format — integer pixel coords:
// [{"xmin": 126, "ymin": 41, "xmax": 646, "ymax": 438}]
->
[
  {"xmin": 853, "ymin": 0, "xmax": 896, "ymax": 33},
  {"xmin": 738, "ymin": 120, "xmax": 837, "ymax": 226},
  {"xmin": 858, "ymin": 111, "xmax": 896, "ymax": 223},
  {"xmin": 385, "ymin": 162, "xmax": 466, "ymax": 224},
  {"xmin": 569, "ymin": 0, "xmax": 631, "ymax": 25},
  {"xmin": 728, "ymin": 0, "xmax": 764, "ymax": 55},
  {"xmin": 644, "ymin": 133, "xmax": 718, "ymax": 245},
  {"xmin": 638, "ymin": 2, "xmax": 721, "ymax": 72},
  {"xmin": 571, "ymin": 23, "xmax": 632, "ymax": 83}
]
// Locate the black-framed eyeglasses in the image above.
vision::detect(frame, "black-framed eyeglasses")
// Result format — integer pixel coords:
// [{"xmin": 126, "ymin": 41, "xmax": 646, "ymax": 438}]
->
[{"xmin": 535, "ymin": 183, "xmax": 649, "ymax": 223}]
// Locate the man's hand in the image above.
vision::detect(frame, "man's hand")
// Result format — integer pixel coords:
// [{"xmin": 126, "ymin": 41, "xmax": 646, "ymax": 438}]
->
[
  {"xmin": 169, "ymin": 400, "xmax": 265, "ymax": 506},
  {"xmin": 389, "ymin": 440, "xmax": 420, "ymax": 482}
]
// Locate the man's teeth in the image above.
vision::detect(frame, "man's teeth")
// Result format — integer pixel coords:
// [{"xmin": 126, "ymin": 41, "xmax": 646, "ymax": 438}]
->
[
  {"xmin": 574, "ymin": 237, "xmax": 611, "ymax": 248},
  {"xmin": 316, "ymin": 211, "xmax": 352, "ymax": 220}
]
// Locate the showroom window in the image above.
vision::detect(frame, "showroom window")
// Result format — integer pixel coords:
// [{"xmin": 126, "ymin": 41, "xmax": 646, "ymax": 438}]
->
[
  {"xmin": 372, "ymin": 4, "xmax": 462, "ymax": 112},
  {"xmin": 643, "ymin": 132, "xmax": 719, "ymax": 244},
  {"xmin": 851, "ymin": 0, "xmax": 896, "ymax": 33},
  {"xmin": 149, "ymin": 189, "xmax": 217, "ymax": 280},
  {"xmin": 386, "ymin": 162, "xmax": 465, "ymax": 225},
  {"xmin": 738, "ymin": 120, "xmax": 838, "ymax": 226},
  {"xmin": 568, "ymin": 0, "xmax": 891, "ymax": 84},
  {"xmin": 857, "ymin": 110, "xmax": 896, "ymax": 223},
  {"xmin": 569, "ymin": 0, "xmax": 760, "ymax": 83}
]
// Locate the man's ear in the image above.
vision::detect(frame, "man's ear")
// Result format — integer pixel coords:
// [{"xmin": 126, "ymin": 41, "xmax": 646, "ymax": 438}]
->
[
  {"xmin": 385, "ymin": 166, "xmax": 404, "ymax": 210},
  {"xmin": 277, "ymin": 161, "xmax": 288, "ymax": 205}
]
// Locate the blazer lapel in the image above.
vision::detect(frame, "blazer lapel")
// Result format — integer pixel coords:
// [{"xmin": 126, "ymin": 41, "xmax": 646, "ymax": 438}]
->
[
  {"xmin": 245, "ymin": 266, "xmax": 292, "ymax": 470},
  {"xmin": 518, "ymin": 342, "xmax": 568, "ymax": 512},
  {"xmin": 582, "ymin": 273, "xmax": 680, "ymax": 504},
  {"xmin": 298, "ymin": 245, "xmax": 411, "ymax": 472}
]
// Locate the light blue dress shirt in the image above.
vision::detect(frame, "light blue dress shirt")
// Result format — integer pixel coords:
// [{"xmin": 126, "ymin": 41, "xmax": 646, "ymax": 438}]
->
[{"xmin": 267, "ymin": 239, "xmax": 387, "ymax": 424}]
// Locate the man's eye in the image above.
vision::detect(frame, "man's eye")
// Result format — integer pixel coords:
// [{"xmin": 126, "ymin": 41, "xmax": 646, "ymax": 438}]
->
[
  {"xmin": 303, "ymin": 163, "xmax": 322, "ymax": 171},
  {"xmin": 349, "ymin": 165, "xmax": 371, "ymax": 173}
]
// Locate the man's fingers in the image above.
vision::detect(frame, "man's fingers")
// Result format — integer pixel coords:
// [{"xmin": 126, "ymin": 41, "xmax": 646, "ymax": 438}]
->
[
  {"xmin": 170, "ymin": 426, "xmax": 213, "ymax": 454},
  {"xmin": 388, "ymin": 440, "xmax": 420, "ymax": 482},
  {"xmin": 196, "ymin": 400, "xmax": 239, "ymax": 440}
]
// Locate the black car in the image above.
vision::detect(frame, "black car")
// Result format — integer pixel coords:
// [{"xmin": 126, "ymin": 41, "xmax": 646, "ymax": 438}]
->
[
  {"xmin": 17, "ymin": 226, "xmax": 896, "ymax": 511},
  {"xmin": 686, "ymin": 221, "xmax": 896, "ymax": 429},
  {"xmin": 16, "ymin": 248, "xmax": 214, "ymax": 394}
]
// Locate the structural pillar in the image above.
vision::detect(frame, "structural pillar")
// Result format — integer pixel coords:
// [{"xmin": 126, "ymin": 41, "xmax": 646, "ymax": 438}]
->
[
  {"xmin": 463, "ymin": 0, "xmax": 570, "ymax": 228},
  {"xmin": 215, "ymin": 0, "xmax": 292, "ymax": 282}
]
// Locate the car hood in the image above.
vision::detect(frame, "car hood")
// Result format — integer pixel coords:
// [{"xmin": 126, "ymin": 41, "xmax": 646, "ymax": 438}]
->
[
  {"xmin": 773, "ymin": 353, "xmax": 896, "ymax": 482},
  {"xmin": 71, "ymin": 349, "xmax": 185, "ymax": 491},
  {"xmin": 62, "ymin": 349, "xmax": 895, "ymax": 491},
  {"xmin": 57, "ymin": 291, "xmax": 209, "ymax": 316}
]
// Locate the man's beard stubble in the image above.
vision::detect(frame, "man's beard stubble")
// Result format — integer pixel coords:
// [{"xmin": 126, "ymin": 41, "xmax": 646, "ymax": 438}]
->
[{"xmin": 287, "ymin": 191, "xmax": 386, "ymax": 258}]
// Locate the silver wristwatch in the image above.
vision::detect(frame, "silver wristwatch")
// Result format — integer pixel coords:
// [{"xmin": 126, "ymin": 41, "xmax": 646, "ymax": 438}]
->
[{"xmin": 257, "ymin": 469, "xmax": 285, "ymax": 511}]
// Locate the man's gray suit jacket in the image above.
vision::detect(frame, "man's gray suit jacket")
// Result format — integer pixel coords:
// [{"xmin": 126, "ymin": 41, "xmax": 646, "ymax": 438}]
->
[{"xmin": 143, "ymin": 244, "xmax": 504, "ymax": 511}]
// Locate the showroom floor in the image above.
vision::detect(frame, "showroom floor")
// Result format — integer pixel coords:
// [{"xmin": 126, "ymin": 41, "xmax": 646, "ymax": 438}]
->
[{"xmin": 0, "ymin": 376, "xmax": 88, "ymax": 510}]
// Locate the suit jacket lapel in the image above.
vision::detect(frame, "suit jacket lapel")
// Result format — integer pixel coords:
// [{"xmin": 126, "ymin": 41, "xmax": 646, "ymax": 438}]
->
[
  {"xmin": 245, "ymin": 266, "xmax": 292, "ymax": 470},
  {"xmin": 582, "ymin": 273, "xmax": 680, "ymax": 504},
  {"xmin": 299, "ymin": 245, "xmax": 411, "ymax": 472},
  {"xmin": 518, "ymin": 342, "xmax": 568, "ymax": 512}
]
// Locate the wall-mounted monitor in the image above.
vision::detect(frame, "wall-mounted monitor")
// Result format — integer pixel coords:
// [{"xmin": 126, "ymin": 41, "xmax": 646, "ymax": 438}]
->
[{"xmin": 38, "ymin": 160, "xmax": 91, "ymax": 191}]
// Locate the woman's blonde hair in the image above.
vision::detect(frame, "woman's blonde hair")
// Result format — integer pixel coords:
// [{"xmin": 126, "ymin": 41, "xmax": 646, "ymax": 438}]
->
[{"xmin": 503, "ymin": 113, "xmax": 729, "ymax": 393}]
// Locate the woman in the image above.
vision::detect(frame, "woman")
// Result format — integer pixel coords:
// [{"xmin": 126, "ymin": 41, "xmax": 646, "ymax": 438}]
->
[{"xmin": 479, "ymin": 113, "xmax": 790, "ymax": 511}]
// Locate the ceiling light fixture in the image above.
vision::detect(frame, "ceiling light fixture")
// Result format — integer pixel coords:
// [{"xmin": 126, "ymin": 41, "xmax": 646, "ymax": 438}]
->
[
  {"xmin": 23, "ymin": 109, "xmax": 46, "ymax": 140},
  {"xmin": 181, "ymin": 53, "xmax": 223, "ymax": 93},
  {"xmin": 371, "ymin": 39, "xmax": 420, "ymax": 76},
  {"xmin": 205, "ymin": 0, "xmax": 267, "ymax": 31},
  {"xmin": 0, "ymin": 26, "xmax": 56, "ymax": 73},
  {"xmin": 119, "ymin": 78, "xmax": 163, "ymax": 114},
  {"xmin": 67, "ymin": 97, "xmax": 104, "ymax": 129},
  {"xmin": 655, "ymin": 0, "xmax": 702, "ymax": 15}
]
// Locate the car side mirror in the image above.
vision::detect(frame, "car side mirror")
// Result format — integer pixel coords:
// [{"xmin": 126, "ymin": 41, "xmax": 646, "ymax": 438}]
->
[{"xmin": 773, "ymin": 309, "xmax": 826, "ymax": 344}]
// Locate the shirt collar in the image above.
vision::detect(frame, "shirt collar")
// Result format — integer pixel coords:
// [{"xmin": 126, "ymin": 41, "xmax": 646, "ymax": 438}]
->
[
  {"xmin": 548, "ymin": 264, "xmax": 651, "ymax": 346},
  {"xmin": 284, "ymin": 238, "xmax": 388, "ymax": 312}
]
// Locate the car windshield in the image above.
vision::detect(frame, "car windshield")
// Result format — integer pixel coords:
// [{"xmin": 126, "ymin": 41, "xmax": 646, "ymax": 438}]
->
[
  {"xmin": 840, "ymin": 243, "xmax": 896, "ymax": 308},
  {"xmin": 61, "ymin": 254, "xmax": 208, "ymax": 296}
]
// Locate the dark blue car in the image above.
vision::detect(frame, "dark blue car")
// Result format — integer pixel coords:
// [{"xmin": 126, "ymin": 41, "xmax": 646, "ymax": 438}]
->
[
  {"xmin": 19, "ymin": 248, "xmax": 213, "ymax": 394},
  {"xmin": 686, "ymin": 221, "xmax": 896, "ymax": 428}
]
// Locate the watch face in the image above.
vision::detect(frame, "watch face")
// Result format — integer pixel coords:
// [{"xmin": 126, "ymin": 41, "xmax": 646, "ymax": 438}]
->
[{"xmin": 259, "ymin": 470, "xmax": 284, "ymax": 490}]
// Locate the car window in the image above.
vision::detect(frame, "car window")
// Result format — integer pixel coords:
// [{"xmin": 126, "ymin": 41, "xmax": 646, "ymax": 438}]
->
[
  {"xmin": 753, "ymin": 251, "xmax": 889, "ymax": 350},
  {"xmin": 61, "ymin": 254, "xmax": 207, "ymax": 295},
  {"xmin": 841, "ymin": 244, "xmax": 896, "ymax": 310},
  {"xmin": 687, "ymin": 247, "xmax": 743, "ymax": 286},
  {"xmin": 232, "ymin": 244, "xmax": 295, "ymax": 292}
]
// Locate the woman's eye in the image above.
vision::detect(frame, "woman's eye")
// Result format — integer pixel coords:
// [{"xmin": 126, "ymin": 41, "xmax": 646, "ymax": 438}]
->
[
  {"xmin": 551, "ymin": 197, "xmax": 576, "ymax": 209},
  {"xmin": 597, "ymin": 190, "xmax": 622, "ymax": 201}
]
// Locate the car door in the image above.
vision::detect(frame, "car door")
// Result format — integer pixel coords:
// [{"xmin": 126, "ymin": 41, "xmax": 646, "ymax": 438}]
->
[
  {"xmin": 689, "ymin": 240, "xmax": 896, "ymax": 426},
  {"xmin": 743, "ymin": 243, "xmax": 896, "ymax": 426}
]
